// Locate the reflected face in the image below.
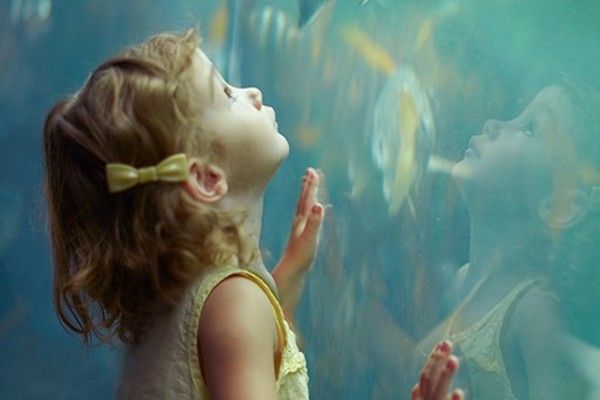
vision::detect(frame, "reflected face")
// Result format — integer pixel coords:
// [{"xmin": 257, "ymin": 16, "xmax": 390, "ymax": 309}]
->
[
  {"xmin": 452, "ymin": 86, "xmax": 576, "ymax": 213},
  {"xmin": 190, "ymin": 50, "xmax": 289, "ymax": 190}
]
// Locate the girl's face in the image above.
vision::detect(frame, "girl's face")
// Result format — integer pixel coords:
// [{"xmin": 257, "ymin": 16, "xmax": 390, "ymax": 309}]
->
[
  {"xmin": 191, "ymin": 50, "xmax": 289, "ymax": 191},
  {"xmin": 452, "ymin": 86, "xmax": 576, "ymax": 215}
]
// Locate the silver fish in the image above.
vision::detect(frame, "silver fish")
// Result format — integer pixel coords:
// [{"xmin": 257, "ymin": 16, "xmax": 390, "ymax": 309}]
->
[
  {"xmin": 299, "ymin": 0, "xmax": 333, "ymax": 27},
  {"xmin": 223, "ymin": 0, "xmax": 333, "ymax": 85},
  {"xmin": 9, "ymin": 0, "xmax": 51, "ymax": 25}
]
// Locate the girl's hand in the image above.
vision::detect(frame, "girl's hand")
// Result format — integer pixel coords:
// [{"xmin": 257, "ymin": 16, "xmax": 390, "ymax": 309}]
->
[
  {"xmin": 279, "ymin": 167, "xmax": 324, "ymax": 275},
  {"xmin": 272, "ymin": 167, "xmax": 324, "ymax": 321},
  {"xmin": 412, "ymin": 341, "xmax": 464, "ymax": 400}
]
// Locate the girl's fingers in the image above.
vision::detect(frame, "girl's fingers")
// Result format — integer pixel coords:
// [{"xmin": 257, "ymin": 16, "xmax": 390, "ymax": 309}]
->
[
  {"xmin": 428, "ymin": 341, "xmax": 452, "ymax": 397},
  {"xmin": 427, "ymin": 356, "xmax": 446, "ymax": 396},
  {"xmin": 304, "ymin": 170, "xmax": 319, "ymax": 215},
  {"xmin": 432, "ymin": 355, "xmax": 459, "ymax": 399},
  {"xmin": 420, "ymin": 341, "xmax": 444, "ymax": 394},
  {"xmin": 411, "ymin": 383, "xmax": 422, "ymax": 400},
  {"xmin": 295, "ymin": 169, "xmax": 310, "ymax": 216},
  {"xmin": 448, "ymin": 388, "xmax": 464, "ymax": 400},
  {"xmin": 419, "ymin": 341, "xmax": 460, "ymax": 400},
  {"xmin": 420, "ymin": 356, "xmax": 434, "ymax": 394},
  {"xmin": 300, "ymin": 203, "xmax": 324, "ymax": 244},
  {"xmin": 296, "ymin": 168, "xmax": 319, "ymax": 217}
]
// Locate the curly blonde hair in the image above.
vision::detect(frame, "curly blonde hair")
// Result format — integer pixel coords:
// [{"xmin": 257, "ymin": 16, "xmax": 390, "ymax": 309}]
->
[{"xmin": 43, "ymin": 30, "xmax": 252, "ymax": 345}]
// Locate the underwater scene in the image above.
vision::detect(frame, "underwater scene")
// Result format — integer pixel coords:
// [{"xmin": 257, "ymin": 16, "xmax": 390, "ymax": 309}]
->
[{"xmin": 1, "ymin": 0, "xmax": 599, "ymax": 398}]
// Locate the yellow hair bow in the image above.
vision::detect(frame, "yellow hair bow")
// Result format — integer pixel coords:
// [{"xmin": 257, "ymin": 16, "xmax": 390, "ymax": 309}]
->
[{"xmin": 105, "ymin": 153, "xmax": 190, "ymax": 193}]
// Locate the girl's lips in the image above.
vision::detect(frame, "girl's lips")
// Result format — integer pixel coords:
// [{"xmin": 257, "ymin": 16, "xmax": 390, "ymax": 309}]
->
[
  {"xmin": 468, "ymin": 135, "xmax": 483, "ymax": 157},
  {"xmin": 265, "ymin": 106, "xmax": 277, "ymax": 127}
]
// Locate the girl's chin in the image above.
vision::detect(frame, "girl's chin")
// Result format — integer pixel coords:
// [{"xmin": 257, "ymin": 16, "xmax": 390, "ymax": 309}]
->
[
  {"xmin": 451, "ymin": 159, "xmax": 472, "ymax": 182},
  {"xmin": 278, "ymin": 136, "xmax": 290, "ymax": 157}
]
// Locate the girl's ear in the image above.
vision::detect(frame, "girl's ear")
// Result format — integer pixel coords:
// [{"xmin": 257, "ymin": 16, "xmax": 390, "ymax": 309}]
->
[
  {"xmin": 181, "ymin": 158, "xmax": 228, "ymax": 203},
  {"xmin": 538, "ymin": 189, "xmax": 590, "ymax": 229}
]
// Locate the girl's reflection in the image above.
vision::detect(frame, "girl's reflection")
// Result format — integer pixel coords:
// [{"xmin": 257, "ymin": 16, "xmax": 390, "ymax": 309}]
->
[{"xmin": 414, "ymin": 84, "xmax": 599, "ymax": 400}]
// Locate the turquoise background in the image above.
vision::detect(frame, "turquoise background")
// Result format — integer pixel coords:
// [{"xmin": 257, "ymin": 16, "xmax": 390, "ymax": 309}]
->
[{"xmin": 0, "ymin": 0, "xmax": 598, "ymax": 398}]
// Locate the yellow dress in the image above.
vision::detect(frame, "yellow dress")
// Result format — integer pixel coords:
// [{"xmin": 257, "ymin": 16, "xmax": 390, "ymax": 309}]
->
[
  {"xmin": 117, "ymin": 266, "xmax": 309, "ymax": 399},
  {"xmin": 438, "ymin": 279, "xmax": 542, "ymax": 400}
]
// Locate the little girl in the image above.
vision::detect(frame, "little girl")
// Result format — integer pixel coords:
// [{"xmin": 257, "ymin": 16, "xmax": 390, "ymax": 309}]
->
[
  {"xmin": 43, "ymin": 29, "xmax": 461, "ymax": 399},
  {"xmin": 413, "ymin": 83, "xmax": 600, "ymax": 399}
]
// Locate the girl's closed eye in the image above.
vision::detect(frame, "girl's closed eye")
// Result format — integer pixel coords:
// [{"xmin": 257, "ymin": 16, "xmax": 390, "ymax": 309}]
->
[
  {"xmin": 224, "ymin": 85, "xmax": 236, "ymax": 104},
  {"xmin": 521, "ymin": 121, "xmax": 535, "ymax": 136}
]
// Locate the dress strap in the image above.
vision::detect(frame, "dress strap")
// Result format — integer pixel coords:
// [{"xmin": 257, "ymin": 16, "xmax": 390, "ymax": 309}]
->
[{"xmin": 232, "ymin": 269, "xmax": 288, "ymax": 350}]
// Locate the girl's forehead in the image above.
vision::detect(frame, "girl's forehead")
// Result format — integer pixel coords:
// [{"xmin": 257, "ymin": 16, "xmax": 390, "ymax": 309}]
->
[
  {"xmin": 530, "ymin": 86, "xmax": 571, "ymax": 117},
  {"xmin": 192, "ymin": 49, "xmax": 213, "ymax": 82},
  {"xmin": 523, "ymin": 86, "xmax": 574, "ymax": 128},
  {"xmin": 191, "ymin": 49, "xmax": 220, "ymax": 102}
]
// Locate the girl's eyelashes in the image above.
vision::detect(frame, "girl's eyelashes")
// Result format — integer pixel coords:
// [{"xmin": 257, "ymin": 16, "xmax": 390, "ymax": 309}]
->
[
  {"xmin": 521, "ymin": 121, "xmax": 535, "ymax": 136},
  {"xmin": 224, "ymin": 85, "xmax": 236, "ymax": 104}
]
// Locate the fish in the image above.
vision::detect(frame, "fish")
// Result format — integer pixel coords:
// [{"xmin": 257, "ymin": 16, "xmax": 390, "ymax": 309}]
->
[
  {"xmin": 207, "ymin": 5, "xmax": 229, "ymax": 46},
  {"xmin": 341, "ymin": 8, "xmax": 470, "ymax": 216},
  {"xmin": 249, "ymin": 6, "xmax": 297, "ymax": 50},
  {"xmin": 341, "ymin": 26, "xmax": 396, "ymax": 75},
  {"xmin": 371, "ymin": 66, "xmax": 436, "ymax": 216},
  {"xmin": 10, "ymin": 0, "xmax": 52, "ymax": 25},
  {"xmin": 341, "ymin": 24, "xmax": 436, "ymax": 215},
  {"xmin": 222, "ymin": 0, "xmax": 334, "ymax": 85},
  {"xmin": 299, "ymin": 0, "xmax": 333, "ymax": 28}
]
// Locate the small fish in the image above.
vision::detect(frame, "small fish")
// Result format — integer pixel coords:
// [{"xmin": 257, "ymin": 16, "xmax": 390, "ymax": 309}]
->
[
  {"xmin": 341, "ymin": 26, "xmax": 396, "ymax": 75},
  {"xmin": 224, "ymin": 0, "xmax": 333, "ymax": 84},
  {"xmin": 9, "ymin": 0, "xmax": 51, "ymax": 25},
  {"xmin": 414, "ymin": 17, "xmax": 434, "ymax": 52},
  {"xmin": 299, "ymin": 0, "xmax": 333, "ymax": 27},
  {"xmin": 248, "ymin": 6, "xmax": 299, "ymax": 50},
  {"xmin": 208, "ymin": 5, "xmax": 229, "ymax": 45}
]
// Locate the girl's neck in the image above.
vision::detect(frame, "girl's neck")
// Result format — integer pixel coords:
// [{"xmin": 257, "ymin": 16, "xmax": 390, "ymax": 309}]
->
[
  {"xmin": 467, "ymin": 215, "xmax": 549, "ymax": 284},
  {"xmin": 219, "ymin": 189, "xmax": 278, "ymax": 293}
]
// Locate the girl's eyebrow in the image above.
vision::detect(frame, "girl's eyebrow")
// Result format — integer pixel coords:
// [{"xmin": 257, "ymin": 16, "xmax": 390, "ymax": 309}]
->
[
  {"xmin": 532, "ymin": 104, "xmax": 556, "ymax": 125},
  {"xmin": 208, "ymin": 64, "xmax": 217, "ymax": 102},
  {"xmin": 208, "ymin": 64, "xmax": 229, "ymax": 103},
  {"xmin": 520, "ymin": 102, "xmax": 553, "ymax": 122}
]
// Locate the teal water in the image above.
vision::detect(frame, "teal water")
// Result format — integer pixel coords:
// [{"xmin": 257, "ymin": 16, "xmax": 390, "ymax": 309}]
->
[{"xmin": 1, "ymin": 0, "xmax": 598, "ymax": 398}]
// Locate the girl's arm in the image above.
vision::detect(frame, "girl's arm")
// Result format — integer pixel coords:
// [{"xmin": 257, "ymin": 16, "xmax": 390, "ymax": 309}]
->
[
  {"xmin": 272, "ymin": 167, "xmax": 324, "ymax": 324},
  {"xmin": 508, "ymin": 288, "xmax": 591, "ymax": 400},
  {"xmin": 198, "ymin": 276, "xmax": 280, "ymax": 400}
]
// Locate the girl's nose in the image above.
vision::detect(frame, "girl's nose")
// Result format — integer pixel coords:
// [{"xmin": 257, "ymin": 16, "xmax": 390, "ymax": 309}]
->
[
  {"xmin": 483, "ymin": 119, "xmax": 503, "ymax": 139},
  {"xmin": 245, "ymin": 87, "xmax": 262, "ymax": 111}
]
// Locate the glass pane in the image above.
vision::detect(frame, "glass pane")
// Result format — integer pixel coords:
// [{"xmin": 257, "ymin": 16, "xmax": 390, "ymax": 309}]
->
[{"xmin": 1, "ymin": 0, "xmax": 598, "ymax": 398}]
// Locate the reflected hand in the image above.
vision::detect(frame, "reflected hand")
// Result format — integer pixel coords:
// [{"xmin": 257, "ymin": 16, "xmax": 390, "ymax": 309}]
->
[
  {"xmin": 272, "ymin": 167, "xmax": 324, "ymax": 320},
  {"xmin": 412, "ymin": 341, "xmax": 464, "ymax": 400}
]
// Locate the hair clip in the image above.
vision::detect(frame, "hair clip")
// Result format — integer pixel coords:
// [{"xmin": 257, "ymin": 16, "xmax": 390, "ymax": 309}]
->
[{"xmin": 105, "ymin": 153, "xmax": 190, "ymax": 193}]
